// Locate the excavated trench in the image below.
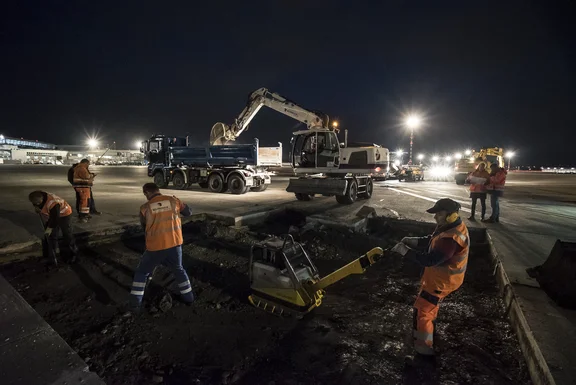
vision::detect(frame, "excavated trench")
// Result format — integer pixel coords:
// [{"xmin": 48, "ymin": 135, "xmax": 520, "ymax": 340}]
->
[{"xmin": 0, "ymin": 211, "xmax": 532, "ymax": 385}]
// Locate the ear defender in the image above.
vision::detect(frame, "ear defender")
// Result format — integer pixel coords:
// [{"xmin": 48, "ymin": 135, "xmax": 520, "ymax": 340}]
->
[{"xmin": 446, "ymin": 212, "xmax": 459, "ymax": 223}]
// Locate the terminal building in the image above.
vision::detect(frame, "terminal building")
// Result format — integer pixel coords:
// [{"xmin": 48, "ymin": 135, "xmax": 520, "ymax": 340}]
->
[{"xmin": 0, "ymin": 135, "xmax": 144, "ymax": 165}]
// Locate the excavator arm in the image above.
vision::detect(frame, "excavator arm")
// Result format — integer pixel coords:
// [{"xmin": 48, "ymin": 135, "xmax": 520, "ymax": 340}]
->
[
  {"xmin": 308, "ymin": 247, "xmax": 385, "ymax": 291},
  {"xmin": 210, "ymin": 88, "xmax": 330, "ymax": 145}
]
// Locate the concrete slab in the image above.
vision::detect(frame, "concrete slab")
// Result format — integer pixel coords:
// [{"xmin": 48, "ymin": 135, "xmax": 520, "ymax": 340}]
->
[{"xmin": 0, "ymin": 274, "xmax": 104, "ymax": 385}]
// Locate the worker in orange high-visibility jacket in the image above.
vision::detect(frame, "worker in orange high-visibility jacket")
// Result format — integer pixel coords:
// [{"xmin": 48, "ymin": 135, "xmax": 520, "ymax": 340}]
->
[
  {"xmin": 28, "ymin": 190, "xmax": 78, "ymax": 264},
  {"xmin": 466, "ymin": 162, "xmax": 491, "ymax": 221},
  {"xmin": 391, "ymin": 198, "xmax": 469, "ymax": 369},
  {"xmin": 129, "ymin": 183, "xmax": 194, "ymax": 313},
  {"xmin": 72, "ymin": 159, "xmax": 94, "ymax": 222},
  {"xmin": 483, "ymin": 164, "xmax": 508, "ymax": 223}
]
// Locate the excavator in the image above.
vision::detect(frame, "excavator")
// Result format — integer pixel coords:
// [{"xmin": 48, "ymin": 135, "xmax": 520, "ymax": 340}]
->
[
  {"xmin": 454, "ymin": 147, "xmax": 505, "ymax": 185},
  {"xmin": 248, "ymin": 234, "xmax": 386, "ymax": 316},
  {"xmin": 210, "ymin": 88, "xmax": 389, "ymax": 204}
]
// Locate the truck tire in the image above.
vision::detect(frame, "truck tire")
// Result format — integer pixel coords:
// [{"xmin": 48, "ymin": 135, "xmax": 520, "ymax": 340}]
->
[
  {"xmin": 172, "ymin": 172, "xmax": 187, "ymax": 190},
  {"xmin": 228, "ymin": 174, "xmax": 247, "ymax": 195},
  {"xmin": 208, "ymin": 173, "xmax": 226, "ymax": 193},
  {"xmin": 361, "ymin": 178, "xmax": 373, "ymax": 199},
  {"xmin": 455, "ymin": 175, "xmax": 466, "ymax": 185},
  {"xmin": 295, "ymin": 193, "xmax": 313, "ymax": 201},
  {"xmin": 153, "ymin": 172, "xmax": 167, "ymax": 188},
  {"xmin": 336, "ymin": 179, "xmax": 358, "ymax": 204},
  {"xmin": 250, "ymin": 184, "xmax": 268, "ymax": 192}
]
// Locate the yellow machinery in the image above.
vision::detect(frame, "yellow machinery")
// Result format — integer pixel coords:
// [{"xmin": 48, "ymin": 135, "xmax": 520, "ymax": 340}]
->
[
  {"xmin": 454, "ymin": 147, "xmax": 504, "ymax": 185},
  {"xmin": 248, "ymin": 234, "xmax": 385, "ymax": 316},
  {"xmin": 398, "ymin": 165, "xmax": 424, "ymax": 182}
]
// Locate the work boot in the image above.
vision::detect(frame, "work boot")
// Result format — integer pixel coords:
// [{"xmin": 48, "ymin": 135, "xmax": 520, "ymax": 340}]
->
[
  {"xmin": 482, "ymin": 217, "xmax": 495, "ymax": 223},
  {"xmin": 467, "ymin": 216, "xmax": 476, "ymax": 221},
  {"xmin": 404, "ymin": 353, "xmax": 436, "ymax": 369}
]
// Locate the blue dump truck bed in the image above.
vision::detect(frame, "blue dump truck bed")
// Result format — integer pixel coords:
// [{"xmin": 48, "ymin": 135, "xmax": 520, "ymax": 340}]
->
[{"xmin": 168, "ymin": 140, "xmax": 282, "ymax": 168}]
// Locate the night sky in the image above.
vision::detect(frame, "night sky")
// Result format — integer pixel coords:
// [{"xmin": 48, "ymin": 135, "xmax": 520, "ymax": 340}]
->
[{"xmin": 1, "ymin": 1, "xmax": 575, "ymax": 165}]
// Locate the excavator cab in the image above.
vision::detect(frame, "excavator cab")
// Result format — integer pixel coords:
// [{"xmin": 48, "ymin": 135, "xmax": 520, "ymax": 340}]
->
[{"xmin": 290, "ymin": 129, "xmax": 340, "ymax": 172}]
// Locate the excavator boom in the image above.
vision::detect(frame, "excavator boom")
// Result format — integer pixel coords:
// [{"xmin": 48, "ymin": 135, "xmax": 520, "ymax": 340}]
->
[{"xmin": 210, "ymin": 88, "xmax": 330, "ymax": 145}]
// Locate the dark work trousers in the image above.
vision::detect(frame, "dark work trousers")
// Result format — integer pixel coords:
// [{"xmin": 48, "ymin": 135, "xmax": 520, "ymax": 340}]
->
[
  {"xmin": 129, "ymin": 245, "xmax": 194, "ymax": 308},
  {"xmin": 43, "ymin": 215, "xmax": 78, "ymax": 261},
  {"xmin": 469, "ymin": 192, "xmax": 487, "ymax": 219},
  {"xmin": 75, "ymin": 188, "xmax": 98, "ymax": 214}
]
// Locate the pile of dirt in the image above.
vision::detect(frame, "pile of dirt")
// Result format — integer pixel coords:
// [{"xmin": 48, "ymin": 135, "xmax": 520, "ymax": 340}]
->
[{"xmin": 0, "ymin": 218, "xmax": 531, "ymax": 385}]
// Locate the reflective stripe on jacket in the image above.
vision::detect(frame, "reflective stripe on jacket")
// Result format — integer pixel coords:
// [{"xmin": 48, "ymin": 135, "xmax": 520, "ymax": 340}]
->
[
  {"xmin": 41, "ymin": 192, "xmax": 73, "ymax": 221},
  {"xmin": 141, "ymin": 194, "xmax": 183, "ymax": 252},
  {"xmin": 73, "ymin": 163, "xmax": 93, "ymax": 186},
  {"xmin": 468, "ymin": 169, "xmax": 490, "ymax": 193},
  {"xmin": 487, "ymin": 169, "xmax": 507, "ymax": 191},
  {"xmin": 421, "ymin": 221, "xmax": 469, "ymax": 294}
]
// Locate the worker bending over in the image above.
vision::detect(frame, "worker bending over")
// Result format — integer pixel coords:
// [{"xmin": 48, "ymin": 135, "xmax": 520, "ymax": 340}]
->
[
  {"xmin": 129, "ymin": 183, "xmax": 194, "ymax": 313},
  {"xmin": 28, "ymin": 190, "xmax": 78, "ymax": 264},
  {"xmin": 391, "ymin": 198, "xmax": 469, "ymax": 367},
  {"xmin": 72, "ymin": 159, "xmax": 95, "ymax": 222}
]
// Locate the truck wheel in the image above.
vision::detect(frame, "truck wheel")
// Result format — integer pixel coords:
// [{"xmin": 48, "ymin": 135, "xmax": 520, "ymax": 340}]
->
[
  {"xmin": 198, "ymin": 182, "xmax": 209, "ymax": 188},
  {"xmin": 295, "ymin": 193, "xmax": 313, "ymax": 201},
  {"xmin": 337, "ymin": 179, "xmax": 358, "ymax": 204},
  {"xmin": 228, "ymin": 175, "xmax": 247, "ymax": 195},
  {"xmin": 250, "ymin": 184, "xmax": 268, "ymax": 192},
  {"xmin": 153, "ymin": 172, "xmax": 167, "ymax": 188},
  {"xmin": 172, "ymin": 172, "xmax": 187, "ymax": 190},
  {"xmin": 208, "ymin": 173, "xmax": 226, "ymax": 193},
  {"xmin": 362, "ymin": 178, "xmax": 373, "ymax": 199}
]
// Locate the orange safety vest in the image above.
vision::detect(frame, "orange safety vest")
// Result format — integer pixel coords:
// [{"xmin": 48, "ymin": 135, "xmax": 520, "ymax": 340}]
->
[
  {"xmin": 41, "ymin": 193, "xmax": 73, "ymax": 221},
  {"xmin": 487, "ymin": 169, "xmax": 507, "ymax": 191},
  {"xmin": 141, "ymin": 194, "xmax": 183, "ymax": 252},
  {"xmin": 73, "ymin": 163, "xmax": 93, "ymax": 186},
  {"xmin": 468, "ymin": 169, "xmax": 490, "ymax": 193},
  {"xmin": 421, "ymin": 221, "xmax": 469, "ymax": 294}
]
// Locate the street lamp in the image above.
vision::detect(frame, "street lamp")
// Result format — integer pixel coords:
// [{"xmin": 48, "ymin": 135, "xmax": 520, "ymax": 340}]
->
[
  {"xmin": 432, "ymin": 155, "xmax": 439, "ymax": 162},
  {"xmin": 506, "ymin": 152, "xmax": 515, "ymax": 170},
  {"xmin": 445, "ymin": 155, "xmax": 452, "ymax": 162},
  {"xmin": 332, "ymin": 121, "xmax": 339, "ymax": 129},
  {"xmin": 417, "ymin": 154, "xmax": 424, "ymax": 161},
  {"xmin": 455, "ymin": 153, "xmax": 462, "ymax": 160},
  {"xmin": 404, "ymin": 114, "xmax": 421, "ymax": 165},
  {"xmin": 465, "ymin": 149, "xmax": 472, "ymax": 156}
]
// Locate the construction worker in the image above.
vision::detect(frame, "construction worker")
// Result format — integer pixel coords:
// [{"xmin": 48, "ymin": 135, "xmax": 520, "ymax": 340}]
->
[
  {"xmin": 28, "ymin": 190, "xmax": 78, "ymax": 263},
  {"xmin": 391, "ymin": 198, "xmax": 469, "ymax": 368},
  {"xmin": 129, "ymin": 183, "xmax": 194, "ymax": 313},
  {"xmin": 483, "ymin": 164, "xmax": 508, "ymax": 223},
  {"xmin": 72, "ymin": 159, "xmax": 95, "ymax": 221},
  {"xmin": 466, "ymin": 162, "xmax": 491, "ymax": 221},
  {"xmin": 68, "ymin": 162, "xmax": 101, "ymax": 216}
]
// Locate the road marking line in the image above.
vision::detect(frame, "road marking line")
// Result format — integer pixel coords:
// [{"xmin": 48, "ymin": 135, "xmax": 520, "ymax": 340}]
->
[{"xmin": 392, "ymin": 189, "xmax": 470, "ymax": 213}]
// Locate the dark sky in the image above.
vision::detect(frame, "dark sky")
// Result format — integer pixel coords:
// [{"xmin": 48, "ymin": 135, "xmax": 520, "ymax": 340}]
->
[{"xmin": 1, "ymin": 1, "xmax": 575, "ymax": 165}]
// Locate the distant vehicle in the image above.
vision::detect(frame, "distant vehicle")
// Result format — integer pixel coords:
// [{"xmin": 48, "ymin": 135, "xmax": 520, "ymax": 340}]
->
[
  {"xmin": 454, "ymin": 147, "xmax": 504, "ymax": 185},
  {"xmin": 397, "ymin": 165, "xmax": 424, "ymax": 182}
]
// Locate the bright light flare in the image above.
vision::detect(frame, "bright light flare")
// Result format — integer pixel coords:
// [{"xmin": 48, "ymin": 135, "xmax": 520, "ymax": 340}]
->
[
  {"xmin": 432, "ymin": 155, "xmax": 439, "ymax": 162},
  {"xmin": 396, "ymin": 149, "xmax": 404, "ymax": 156},
  {"xmin": 445, "ymin": 156, "xmax": 452, "ymax": 162},
  {"xmin": 332, "ymin": 121, "xmax": 339, "ymax": 128},
  {"xmin": 455, "ymin": 153, "xmax": 462, "ymax": 159},
  {"xmin": 417, "ymin": 154, "xmax": 424, "ymax": 160},
  {"xmin": 506, "ymin": 152, "xmax": 515, "ymax": 158},
  {"xmin": 87, "ymin": 138, "xmax": 98, "ymax": 148},
  {"xmin": 465, "ymin": 149, "xmax": 472, "ymax": 156},
  {"xmin": 394, "ymin": 160, "xmax": 401, "ymax": 166},
  {"xmin": 134, "ymin": 140, "xmax": 142, "ymax": 149},
  {"xmin": 405, "ymin": 114, "xmax": 422, "ymax": 129},
  {"xmin": 430, "ymin": 166, "xmax": 451, "ymax": 178}
]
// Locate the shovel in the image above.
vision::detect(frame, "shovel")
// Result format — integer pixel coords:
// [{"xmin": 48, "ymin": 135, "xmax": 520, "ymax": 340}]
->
[{"xmin": 39, "ymin": 214, "xmax": 58, "ymax": 267}]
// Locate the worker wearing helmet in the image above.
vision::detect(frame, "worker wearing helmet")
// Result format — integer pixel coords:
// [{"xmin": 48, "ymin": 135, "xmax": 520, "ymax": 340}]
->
[
  {"xmin": 466, "ymin": 162, "xmax": 490, "ymax": 221},
  {"xmin": 391, "ymin": 198, "xmax": 469, "ymax": 368}
]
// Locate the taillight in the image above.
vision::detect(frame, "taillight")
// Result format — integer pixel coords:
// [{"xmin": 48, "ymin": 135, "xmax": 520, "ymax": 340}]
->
[{"xmin": 375, "ymin": 167, "xmax": 381, "ymax": 172}]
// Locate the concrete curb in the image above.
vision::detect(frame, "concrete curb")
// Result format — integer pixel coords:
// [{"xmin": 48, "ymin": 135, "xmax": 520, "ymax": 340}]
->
[
  {"xmin": 0, "ymin": 240, "xmax": 41, "ymax": 255},
  {"xmin": 487, "ymin": 231, "xmax": 556, "ymax": 385}
]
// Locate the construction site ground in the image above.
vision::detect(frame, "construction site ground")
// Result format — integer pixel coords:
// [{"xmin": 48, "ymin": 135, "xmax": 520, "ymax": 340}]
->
[{"xmin": 0, "ymin": 214, "xmax": 532, "ymax": 385}]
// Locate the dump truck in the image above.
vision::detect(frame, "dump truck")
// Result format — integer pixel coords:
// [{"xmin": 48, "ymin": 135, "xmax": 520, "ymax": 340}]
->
[{"xmin": 141, "ymin": 135, "xmax": 282, "ymax": 194}]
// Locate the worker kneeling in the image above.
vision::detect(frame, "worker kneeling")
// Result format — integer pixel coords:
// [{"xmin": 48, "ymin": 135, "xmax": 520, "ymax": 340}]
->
[
  {"xmin": 391, "ymin": 198, "xmax": 469, "ymax": 367},
  {"xmin": 129, "ymin": 183, "xmax": 195, "ymax": 312}
]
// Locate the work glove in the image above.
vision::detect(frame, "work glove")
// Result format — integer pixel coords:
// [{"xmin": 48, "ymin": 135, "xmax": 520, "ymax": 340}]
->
[
  {"xmin": 44, "ymin": 227, "xmax": 53, "ymax": 236},
  {"xmin": 401, "ymin": 237, "xmax": 419, "ymax": 248},
  {"xmin": 391, "ymin": 242, "xmax": 410, "ymax": 256},
  {"xmin": 34, "ymin": 206, "xmax": 42, "ymax": 214}
]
